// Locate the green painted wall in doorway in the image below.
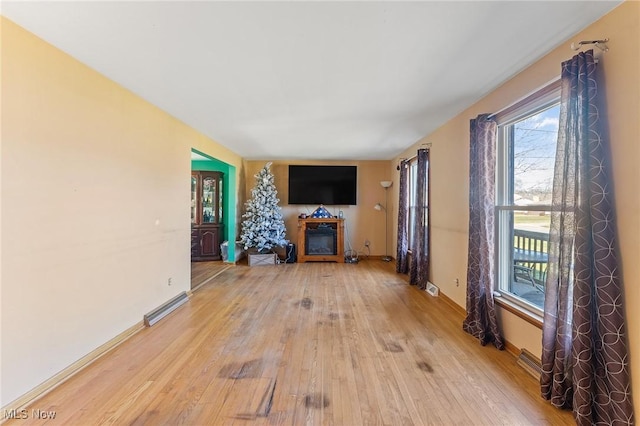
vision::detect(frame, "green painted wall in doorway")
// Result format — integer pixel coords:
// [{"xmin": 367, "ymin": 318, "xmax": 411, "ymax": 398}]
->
[{"xmin": 191, "ymin": 153, "xmax": 237, "ymax": 263}]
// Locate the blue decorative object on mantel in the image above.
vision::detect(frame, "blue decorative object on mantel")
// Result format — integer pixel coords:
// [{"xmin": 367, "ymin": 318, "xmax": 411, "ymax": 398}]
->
[{"xmin": 311, "ymin": 205, "xmax": 333, "ymax": 218}]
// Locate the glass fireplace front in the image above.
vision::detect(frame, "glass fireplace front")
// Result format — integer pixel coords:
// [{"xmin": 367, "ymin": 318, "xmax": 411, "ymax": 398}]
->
[{"xmin": 305, "ymin": 227, "xmax": 337, "ymax": 255}]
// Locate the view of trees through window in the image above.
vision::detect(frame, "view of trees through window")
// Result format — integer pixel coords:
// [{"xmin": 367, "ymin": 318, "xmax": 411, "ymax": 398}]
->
[{"xmin": 513, "ymin": 104, "xmax": 559, "ymax": 210}]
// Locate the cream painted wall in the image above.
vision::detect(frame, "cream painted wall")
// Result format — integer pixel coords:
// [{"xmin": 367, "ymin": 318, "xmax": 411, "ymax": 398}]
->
[
  {"xmin": 244, "ymin": 160, "xmax": 392, "ymax": 258},
  {"xmin": 391, "ymin": 1, "xmax": 639, "ymax": 414},
  {"xmin": 1, "ymin": 18, "xmax": 243, "ymax": 406},
  {"xmin": 3, "ymin": 1, "xmax": 637, "ymax": 414}
]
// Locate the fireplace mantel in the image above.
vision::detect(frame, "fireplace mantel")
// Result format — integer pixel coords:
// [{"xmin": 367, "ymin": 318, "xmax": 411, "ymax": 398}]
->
[{"xmin": 297, "ymin": 218, "xmax": 345, "ymax": 263}]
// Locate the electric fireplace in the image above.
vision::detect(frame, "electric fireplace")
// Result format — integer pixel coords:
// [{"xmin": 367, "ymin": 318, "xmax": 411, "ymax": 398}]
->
[
  {"xmin": 305, "ymin": 227, "xmax": 338, "ymax": 255},
  {"xmin": 297, "ymin": 218, "xmax": 345, "ymax": 263}
]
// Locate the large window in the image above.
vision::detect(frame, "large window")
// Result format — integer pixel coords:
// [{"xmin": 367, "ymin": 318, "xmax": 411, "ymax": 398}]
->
[
  {"xmin": 407, "ymin": 158, "xmax": 418, "ymax": 249},
  {"xmin": 406, "ymin": 156, "xmax": 430, "ymax": 255},
  {"xmin": 496, "ymin": 86, "xmax": 560, "ymax": 314}
]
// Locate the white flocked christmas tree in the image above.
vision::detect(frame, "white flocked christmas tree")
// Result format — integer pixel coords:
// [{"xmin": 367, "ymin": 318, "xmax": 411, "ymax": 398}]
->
[{"xmin": 240, "ymin": 162, "xmax": 288, "ymax": 253}]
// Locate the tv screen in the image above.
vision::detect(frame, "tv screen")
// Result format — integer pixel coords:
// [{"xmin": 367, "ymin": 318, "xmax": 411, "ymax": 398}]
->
[{"xmin": 288, "ymin": 165, "xmax": 357, "ymax": 205}]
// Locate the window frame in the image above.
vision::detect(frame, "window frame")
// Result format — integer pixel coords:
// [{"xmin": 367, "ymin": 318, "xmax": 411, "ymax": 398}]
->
[
  {"xmin": 406, "ymin": 157, "xmax": 418, "ymax": 251},
  {"xmin": 494, "ymin": 80, "xmax": 561, "ymax": 319}
]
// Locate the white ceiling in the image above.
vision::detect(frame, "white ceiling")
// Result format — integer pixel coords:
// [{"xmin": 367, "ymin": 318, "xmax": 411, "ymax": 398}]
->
[{"xmin": 2, "ymin": 1, "xmax": 621, "ymax": 161}]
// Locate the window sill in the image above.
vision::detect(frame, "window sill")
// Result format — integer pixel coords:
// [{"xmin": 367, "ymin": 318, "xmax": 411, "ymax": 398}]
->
[{"xmin": 494, "ymin": 295, "xmax": 543, "ymax": 329}]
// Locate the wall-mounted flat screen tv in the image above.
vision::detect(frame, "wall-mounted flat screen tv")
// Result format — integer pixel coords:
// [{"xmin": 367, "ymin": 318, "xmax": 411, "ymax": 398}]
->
[{"xmin": 288, "ymin": 165, "xmax": 357, "ymax": 205}]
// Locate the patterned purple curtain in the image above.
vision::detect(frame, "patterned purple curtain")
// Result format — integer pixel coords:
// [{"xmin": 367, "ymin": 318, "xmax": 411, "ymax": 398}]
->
[
  {"xmin": 541, "ymin": 50, "xmax": 635, "ymax": 425},
  {"xmin": 396, "ymin": 159, "xmax": 409, "ymax": 274},
  {"xmin": 462, "ymin": 114, "xmax": 504, "ymax": 349},
  {"xmin": 409, "ymin": 149, "xmax": 429, "ymax": 289}
]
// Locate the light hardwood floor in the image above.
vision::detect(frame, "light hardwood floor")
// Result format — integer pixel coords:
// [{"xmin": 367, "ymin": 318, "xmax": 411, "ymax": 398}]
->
[
  {"xmin": 7, "ymin": 260, "xmax": 573, "ymax": 425},
  {"xmin": 191, "ymin": 260, "xmax": 232, "ymax": 291}
]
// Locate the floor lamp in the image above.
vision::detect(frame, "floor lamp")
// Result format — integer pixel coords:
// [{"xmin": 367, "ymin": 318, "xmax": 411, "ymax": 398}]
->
[{"xmin": 374, "ymin": 180, "xmax": 393, "ymax": 262}]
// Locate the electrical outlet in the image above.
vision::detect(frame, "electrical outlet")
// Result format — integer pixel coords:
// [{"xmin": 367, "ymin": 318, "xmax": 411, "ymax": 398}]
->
[
  {"xmin": 454, "ymin": 278, "xmax": 459, "ymax": 286},
  {"xmin": 168, "ymin": 277, "xmax": 172, "ymax": 286},
  {"xmin": 364, "ymin": 239, "xmax": 370, "ymax": 247}
]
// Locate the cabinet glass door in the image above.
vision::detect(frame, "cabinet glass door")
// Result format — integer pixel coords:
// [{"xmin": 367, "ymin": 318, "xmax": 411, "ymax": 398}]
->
[
  {"xmin": 191, "ymin": 175, "xmax": 197, "ymax": 224},
  {"xmin": 218, "ymin": 178, "xmax": 224, "ymax": 224},
  {"xmin": 202, "ymin": 176, "xmax": 216, "ymax": 223}
]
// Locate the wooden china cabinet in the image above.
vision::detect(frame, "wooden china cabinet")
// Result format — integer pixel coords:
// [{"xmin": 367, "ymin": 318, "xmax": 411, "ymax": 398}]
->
[{"xmin": 191, "ymin": 171, "xmax": 224, "ymax": 261}]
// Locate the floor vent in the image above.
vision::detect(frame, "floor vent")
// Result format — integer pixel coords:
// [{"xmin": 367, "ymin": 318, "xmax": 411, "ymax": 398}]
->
[
  {"xmin": 517, "ymin": 348, "xmax": 542, "ymax": 379},
  {"xmin": 144, "ymin": 291, "xmax": 189, "ymax": 327},
  {"xmin": 426, "ymin": 282, "xmax": 439, "ymax": 297}
]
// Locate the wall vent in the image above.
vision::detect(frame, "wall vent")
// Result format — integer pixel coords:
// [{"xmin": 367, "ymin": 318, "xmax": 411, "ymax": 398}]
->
[
  {"xmin": 426, "ymin": 282, "xmax": 439, "ymax": 297},
  {"xmin": 144, "ymin": 291, "xmax": 189, "ymax": 327},
  {"xmin": 517, "ymin": 348, "xmax": 542, "ymax": 379}
]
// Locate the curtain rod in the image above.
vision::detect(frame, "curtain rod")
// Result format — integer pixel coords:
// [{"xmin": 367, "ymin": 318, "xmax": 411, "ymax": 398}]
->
[
  {"xmin": 490, "ymin": 38, "xmax": 608, "ymax": 121},
  {"xmin": 400, "ymin": 143, "xmax": 431, "ymax": 163},
  {"xmin": 571, "ymin": 38, "xmax": 609, "ymax": 52}
]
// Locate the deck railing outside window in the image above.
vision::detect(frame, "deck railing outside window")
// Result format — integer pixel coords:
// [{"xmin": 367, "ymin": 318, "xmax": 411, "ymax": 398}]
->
[{"xmin": 513, "ymin": 229, "xmax": 549, "ymax": 286}]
